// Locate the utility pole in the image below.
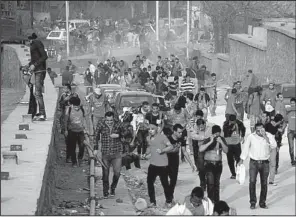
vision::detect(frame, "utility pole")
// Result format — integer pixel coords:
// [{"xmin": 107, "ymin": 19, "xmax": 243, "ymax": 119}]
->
[
  {"xmin": 186, "ymin": 0, "xmax": 190, "ymax": 59},
  {"xmin": 156, "ymin": 1, "xmax": 159, "ymax": 41},
  {"xmin": 168, "ymin": 1, "xmax": 171, "ymax": 29},
  {"xmin": 65, "ymin": 1, "xmax": 70, "ymax": 57},
  {"xmin": 30, "ymin": 0, "xmax": 33, "ymax": 28}
]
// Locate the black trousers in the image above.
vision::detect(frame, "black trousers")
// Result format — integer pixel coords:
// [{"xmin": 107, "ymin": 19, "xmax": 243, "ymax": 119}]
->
[
  {"xmin": 249, "ymin": 159, "xmax": 269, "ymax": 205},
  {"xmin": 147, "ymin": 164, "xmax": 172, "ymax": 204},
  {"xmin": 28, "ymin": 85, "xmax": 37, "ymax": 118},
  {"xmin": 226, "ymin": 144, "xmax": 242, "ymax": 176},
  {"xmin": 122, "ymin": 153, "xmax": 141, "ymax": 170},
  {"xmin": 192, "ymin": 140, "xmax": 206, "ymax": 188},
  {"xmin": 167, "ymin": 153, "xmax": 180, "ymax": 200},
  {"xmin": 67, "ymin": 130, "xmax": 85, "ymax": 164},
  {"xmin": 205, "ymin": 161, "xmax": 223, "ymax": 204}
]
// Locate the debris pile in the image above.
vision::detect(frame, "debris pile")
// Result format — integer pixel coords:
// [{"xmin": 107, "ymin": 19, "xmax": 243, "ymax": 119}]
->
[{"xmin": 121, "ymin": 168, "xmax": 168, "ymax": 215}]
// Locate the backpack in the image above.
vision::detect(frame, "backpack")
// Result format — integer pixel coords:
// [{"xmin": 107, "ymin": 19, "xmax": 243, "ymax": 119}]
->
[{"xmin": 68, "ymin": 105, "xmax": 85, "ymax": 118}]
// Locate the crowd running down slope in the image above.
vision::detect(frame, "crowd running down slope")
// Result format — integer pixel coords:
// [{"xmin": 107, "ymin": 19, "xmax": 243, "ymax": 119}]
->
[{"xmin": 56, "ymin": 51, "xmax": 296, "ymax": 215}]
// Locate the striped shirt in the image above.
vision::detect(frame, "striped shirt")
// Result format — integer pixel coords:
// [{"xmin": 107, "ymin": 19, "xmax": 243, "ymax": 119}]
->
[
  {"xmin": 180, "ymin": 80, "xmax": 195, "ymax": 92},
  {"xmin": 168, "ymin": 81, "xmax": 178, "ymax": 95}
]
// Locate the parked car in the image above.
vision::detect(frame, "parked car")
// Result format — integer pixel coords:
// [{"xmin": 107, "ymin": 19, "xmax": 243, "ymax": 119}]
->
[
  {"xmin": 111, "ymin": 91, "xmax": 156, "ymax": 116},
  {"xmin": 85, "ymin": 84, "xmax": 130, "ymax": 101},
  {"xmin": 46, "ymin": 30, "xmax": 67, "ymax": 41},
  {"xmin": 98, "ymin": 84, "xmax": 130, "ymax": 102},
  {"xmin": 281, "ymin": 83, "xmax": 295, "ymax": 107}
]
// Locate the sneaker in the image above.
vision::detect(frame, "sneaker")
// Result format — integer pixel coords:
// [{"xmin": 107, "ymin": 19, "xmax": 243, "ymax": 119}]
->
[
  {"xmin": 72, "ymin": 163, "xmax": 78, "ymax": 168},
  {"xmin": 66, "ymin": 158, "xmax": 71, "ymax": 163},
  {"xmin": 230, "ymin": 175, "xmax": 236, "ymax": 179},
  {"xmin": 148, "ymin": 202, "xmax": 156, "ymax": 208},
  {"xmin": 110, "ymin": 189, "xmax": 115, "ymax": 197},
  {"xmin": 250, "ymin": 204, "xmax": 256, "ymax": 209},
  {"xmin": 165, "ymin": 202, "xmax": 173, "ymax": 209},
  {"xmin": 292, "ymin": 162, "xmax": 296, "ymax": 167},
  {"xmin": 103, "ymin": 193, "xmax": 109, "ymax": 199},
  {"xmin": 78, "ymin": 159, "xmax": 84, "ymax": 166},
  {"xmin": 269, "ymin": 182, "xmax": 277, "ymax": 186},
  {"xmin": 259, "ymin": 204, "xmax": 268, "ymax": 209},
  {"xmin": 34, "ymin": 115, "xmax": 46, "ymax": 121}
]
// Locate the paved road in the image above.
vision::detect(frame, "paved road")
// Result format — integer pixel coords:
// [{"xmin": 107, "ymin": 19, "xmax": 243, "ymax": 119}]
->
[
  {"xmin": 138, "ymin": 105, "xmax": 295, "ymax": 215},
  {"xmin": 49, "ymin": 59, "xmax": 294, "ymax": 215}
]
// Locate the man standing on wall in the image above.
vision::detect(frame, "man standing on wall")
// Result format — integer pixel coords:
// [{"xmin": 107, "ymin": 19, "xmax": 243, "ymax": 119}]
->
[{"xmin": 27, "ymin": 33, "xmax": 48, "ymax": 121}]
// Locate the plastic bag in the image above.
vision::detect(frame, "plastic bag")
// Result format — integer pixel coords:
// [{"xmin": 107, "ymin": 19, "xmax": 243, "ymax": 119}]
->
[
  {"xmin": 166, "ymin": 203, "xmax": 192, "ymax": 216},
  {"xmin": 236, "ymin": 164, "xmax": 246, "ymax": 185}
]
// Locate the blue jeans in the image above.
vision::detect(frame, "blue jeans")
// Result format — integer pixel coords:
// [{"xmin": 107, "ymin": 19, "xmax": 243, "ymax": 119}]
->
[
  {"xmin": 192, "ymin": 140, "xmax": 206, "ymax": 189},
  {"xmin": 287, "ymin": 130, "xmax": 296, "ymax": 163},
  {"xmin": 205, "ymin": 161, "xmax": 223, "ymax": 204},
  {"xmin": 102, "ymin": 153, "xmax": 122, "ymax": 195},
  {"xmin": 249, "ymin": 159, "xmax": 269, "ymax": 205},
  {"xmin": 34, "ymin": 72, "xmax": 46, "ymax": 116}
]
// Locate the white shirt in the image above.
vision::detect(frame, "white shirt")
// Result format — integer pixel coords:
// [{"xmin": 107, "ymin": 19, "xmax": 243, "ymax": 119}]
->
[
  {"xmin": 127, "ymin": 32, "xmax": 133, "ymax": 42},
  {"xmin": 240, "ymin": 132, "xmax": 277, "ymax": 161},
  {"xmin": 141, "ymin": 59, "xmax": 153, "ymax": 69},
  {"xmin": 89, "ymin": 64, "xmax": 96, "ymax": 76}
]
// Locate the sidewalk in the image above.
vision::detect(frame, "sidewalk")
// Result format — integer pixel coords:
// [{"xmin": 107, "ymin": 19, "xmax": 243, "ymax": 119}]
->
[{"xmin": 1, "ymin": 76, "xmax": 58, "ymax": 215}]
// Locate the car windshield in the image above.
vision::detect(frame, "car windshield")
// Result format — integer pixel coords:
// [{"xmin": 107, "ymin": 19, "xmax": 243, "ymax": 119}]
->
[
  {"xmin": 282, "ymin": 86, "xmax": 295, "ymax": 98},
  {"xmin": 120, "ymin": 96, "xmax": 153, "ymax": 108},
  {"xmin": 48, "ymin": 32, "xmax": 61, "ymax": 38}
]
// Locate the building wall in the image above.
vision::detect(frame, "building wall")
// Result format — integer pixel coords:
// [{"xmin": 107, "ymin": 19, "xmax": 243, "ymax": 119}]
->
[
  {"xmin": 228, "ymin": 39, "xmax": 267, "ymax": 85},
  {"xmin": 1, "ymin": 45, "xmax": 25, "ymax": 90},
  {"xmin": 265, "ymin": 30, "xmax": 295, "ymax": 83}
]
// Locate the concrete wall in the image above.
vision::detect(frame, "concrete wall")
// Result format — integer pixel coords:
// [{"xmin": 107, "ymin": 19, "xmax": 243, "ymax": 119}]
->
[
  {"xmin": 35, "ymin": 100, "xmax": 59, "ymax": 215},
  {"xmin": 1, "ymin": 44, "xmax": 26, "ymax": 90},
  {"xmin": 265, "ymin": 29, "xmax": 296, "ymax": 83},
  {"xmin": 199, "ymin": 52, "xmax": 230, "ymax": 83},
  {"xmin": 228, "ymin": 36, "xmax": 267, "ymax": 84}
]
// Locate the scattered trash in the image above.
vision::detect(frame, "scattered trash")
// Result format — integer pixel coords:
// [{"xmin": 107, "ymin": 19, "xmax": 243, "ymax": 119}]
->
[
  {"xmin": 96, "ymin": 204, "xmax": 104, "ymax": 209},
  {"xmin": 83, "ymin": 205, "xmax": 90, "ymax": 210},
  {"xmin": 116, "ymin": 198, "xmax": 123, "ymax": 203}
]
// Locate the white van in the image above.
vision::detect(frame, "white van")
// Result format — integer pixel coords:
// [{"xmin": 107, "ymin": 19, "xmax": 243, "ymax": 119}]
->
[{"xmin": 58, "ymin": 19, "xmax": 90, "ymax": 31}]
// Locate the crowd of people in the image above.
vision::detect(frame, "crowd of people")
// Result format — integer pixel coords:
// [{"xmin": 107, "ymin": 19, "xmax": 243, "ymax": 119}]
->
[
  {"xmin": 26, "ymin": 27, "xmax": 294, "ymax": 215},
  {"xmin": 55, "ymin": 47, "xmax": 296, "ymax": 215}
]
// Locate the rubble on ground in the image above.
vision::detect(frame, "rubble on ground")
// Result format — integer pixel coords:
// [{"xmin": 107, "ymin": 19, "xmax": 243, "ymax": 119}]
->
[{"xmin": 121, "ymin": 168, "xmax": 169, "ymax": 215}]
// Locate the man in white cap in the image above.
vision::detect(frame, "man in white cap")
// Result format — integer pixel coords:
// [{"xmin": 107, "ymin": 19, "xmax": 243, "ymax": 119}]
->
[{"xmin": 86, "ymin": 87, "xmax": 109, "ymax": 134}]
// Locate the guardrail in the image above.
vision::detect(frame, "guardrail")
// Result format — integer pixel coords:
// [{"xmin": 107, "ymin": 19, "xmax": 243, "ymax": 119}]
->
[{"xmin": 84, "ymin": 134, "xmax": 96, "ymax": 216}]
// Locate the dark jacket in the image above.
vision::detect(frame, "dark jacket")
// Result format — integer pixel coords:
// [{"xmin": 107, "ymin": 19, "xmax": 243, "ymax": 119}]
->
[
  {"xmin": 29, "ymin": 39, "xmax": 48, "ymax": 72},
  {"xmin": 223, "ymin": 119, "xmax": 246, "ymax": 138}
]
